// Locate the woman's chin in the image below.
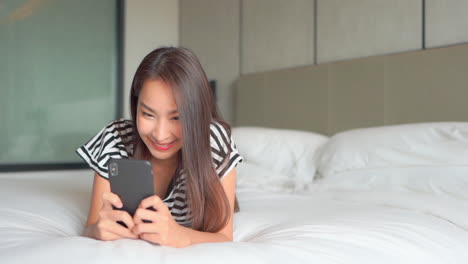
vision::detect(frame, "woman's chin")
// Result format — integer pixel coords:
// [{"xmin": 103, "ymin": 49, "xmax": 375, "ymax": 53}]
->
[{"xmin": 148, "ymin": 149, "xmax": 179, "ymax": 162}]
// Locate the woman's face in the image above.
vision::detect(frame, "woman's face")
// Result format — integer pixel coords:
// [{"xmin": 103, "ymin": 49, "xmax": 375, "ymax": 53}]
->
[{"xmin": 136, "ymin": 79, "xmax": 182, "ymax": 163}]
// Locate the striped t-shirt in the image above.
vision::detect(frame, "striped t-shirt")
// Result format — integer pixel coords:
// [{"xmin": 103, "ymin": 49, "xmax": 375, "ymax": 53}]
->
[{"xmin": 76, "ymin": 118, "xmax": 243, "ymax": 227}]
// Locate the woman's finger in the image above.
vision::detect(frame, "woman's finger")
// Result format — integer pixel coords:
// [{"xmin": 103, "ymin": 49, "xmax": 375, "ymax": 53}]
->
[
  {"xmin": 132, "ymin": 222, "xmax": 162, "ymax": 235},
  {"xmin": 102, "ymin": 192, "xmax": 123, "ymax": 210},
  {"xmin": 110, "ymin": 222, "xmax": 139, "ymax": 239},
  {"xmin": 102, "ymin": 209, "xmax": 136, "ymax": 230},
  {"xmin": 96, "ymin": 229, "xmax": 122, "ymax": 241},
  {"xmin": 138, "ymin": 195, "xmax": 168, "ymax": 213},
  {"xmin": 98, "ymin": 219, "xmax": 138, "ymax": 239},
  {"xmin": 140, "ymin": 233, "xmax": 162, "ymax": 245},
  {"xmin": 133, "ymin": 208, "xmax": 159, "ymax": 224}
]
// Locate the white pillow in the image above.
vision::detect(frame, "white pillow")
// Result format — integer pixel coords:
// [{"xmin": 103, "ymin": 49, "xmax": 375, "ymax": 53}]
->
[
  {"xmin": 236, "ymin": 162, "xmax": 298, "ymax": 192},
  {"xmin": 232, "ymin": 127, "xmax": 328, "ymax": 191},
  {"xmin": 317, "ymin": 122, "xmax": 468, "ymax": 178},
  {"xmin": 312, "ymin": 166, "xmax": 468, "ymax": 198}
]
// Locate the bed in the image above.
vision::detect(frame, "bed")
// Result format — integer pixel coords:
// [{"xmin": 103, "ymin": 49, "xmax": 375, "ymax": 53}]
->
[
  {"xmin": 2, "ymin": 45, "xmax": 468, "ymax": 263},
  {"xmin": 1, "ymin": 122, "xmax": 468, "ymax": 263}
]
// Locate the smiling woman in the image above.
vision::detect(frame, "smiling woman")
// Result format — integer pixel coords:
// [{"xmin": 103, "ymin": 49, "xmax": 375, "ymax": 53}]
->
[{"xmin": 76, "ymin": 47, "xmax": 243, "ymax": 247}]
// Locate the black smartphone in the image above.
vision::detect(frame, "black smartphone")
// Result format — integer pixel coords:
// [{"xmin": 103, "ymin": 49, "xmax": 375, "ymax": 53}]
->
[{"xmin": 107, "ymin": 158, "xmax": 154, "ymax": 217}]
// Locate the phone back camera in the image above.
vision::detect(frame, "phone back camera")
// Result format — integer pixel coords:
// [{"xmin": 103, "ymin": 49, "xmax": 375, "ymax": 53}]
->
[{"xmin": 109, "ymin": 162, "xmax": 118, "ymax": 176}]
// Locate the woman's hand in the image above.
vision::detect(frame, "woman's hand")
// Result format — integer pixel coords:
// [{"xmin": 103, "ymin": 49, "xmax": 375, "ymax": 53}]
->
[
  {"xmin": 88, "ymin": 192, "xmax": 138, "ymax": 241},
  {"xmin": 132, "ymin": 195, "xmax": 191, "ymax": 248}
]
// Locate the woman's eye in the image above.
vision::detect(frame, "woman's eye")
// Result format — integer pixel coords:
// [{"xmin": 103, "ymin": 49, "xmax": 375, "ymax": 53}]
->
[
  {"xmin": 173, "ymin": 116, "xmax": 180, "ymax": 121},
  {"xmin": 143, "ymin": 112, "xmax": 153, "ymax": 117}
]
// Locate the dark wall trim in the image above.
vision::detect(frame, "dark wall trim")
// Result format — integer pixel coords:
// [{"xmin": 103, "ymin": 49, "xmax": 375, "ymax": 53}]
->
[
  {"xmin": 314, "ymin": 0, "xmax": 318, "ymax": 65},
  {"xmin": 1, "ymin": 0, "xmax": 125, "ymax": 173},
  {"xmin": 239, "ymin": 0, "xmax": 243, "ymax": 75},
  {"xmin": 422, "ymin": 0, "xmax": 426, "ymax": 49},
  {"xmin": 116, "ymin": 0, "xmax": 125, "ymax": 119},
  {"xmin": 0, "ymin": 163, "xmax": 89, "ymax": 173},
  {"xmin": 178, "ymin": 0, "xmax": 182, "ymax": 47}
]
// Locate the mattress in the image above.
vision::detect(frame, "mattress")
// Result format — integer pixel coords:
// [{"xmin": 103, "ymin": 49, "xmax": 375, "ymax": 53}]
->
[{"xmin": 1, "ymin": 169, "xmax": 467, "ymax": 264}]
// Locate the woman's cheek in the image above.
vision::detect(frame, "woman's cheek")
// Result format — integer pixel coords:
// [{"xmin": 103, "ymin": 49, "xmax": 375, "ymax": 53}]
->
[
  {"xmin": 174, "ymin": 123, "xmax": 182, "ymax": 139},
  {"xmin": 175, "ymin": 129, "xmax": 183, "ymax": 147},
  {"xmin": 137, "ymin": 116, "xmax": 151, "ymax": 136}
]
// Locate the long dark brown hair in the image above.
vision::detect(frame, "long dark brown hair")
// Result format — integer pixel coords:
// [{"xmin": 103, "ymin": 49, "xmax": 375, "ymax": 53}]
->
[{"xmin": 129, "ymin": 47, "xmax": 237, "ymax": 232}]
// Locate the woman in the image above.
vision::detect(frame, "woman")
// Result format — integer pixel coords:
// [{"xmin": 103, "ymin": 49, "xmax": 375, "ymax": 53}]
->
[{"xmin": 76, "ymin": 47, "xmax": 243, "ymax": 247}]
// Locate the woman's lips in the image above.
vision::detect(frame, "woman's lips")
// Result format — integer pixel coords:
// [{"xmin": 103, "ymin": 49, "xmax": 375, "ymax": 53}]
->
[{"xmin": 151, "ymin": 141, "xmax": 175, "ymax": 151}]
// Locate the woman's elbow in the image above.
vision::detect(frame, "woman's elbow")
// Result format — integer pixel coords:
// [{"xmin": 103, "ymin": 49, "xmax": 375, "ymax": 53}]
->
[{"xmin": 220, "ymin": 232, "xmax": 233, "ymax": 242}]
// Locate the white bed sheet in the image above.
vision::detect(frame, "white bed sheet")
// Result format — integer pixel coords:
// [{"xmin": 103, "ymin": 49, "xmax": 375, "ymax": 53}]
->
[{"xmin": 1, "ymin": 170, "xmax": 468, "ymax": 264}]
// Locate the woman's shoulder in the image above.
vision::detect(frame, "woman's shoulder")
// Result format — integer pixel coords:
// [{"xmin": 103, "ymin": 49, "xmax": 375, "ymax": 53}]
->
[
  {"xmin": 209, "ymin": 120, "xmax": 243, "ymax": 179},
  {"xmin": 210, "ymin": 120, "xmax": 231, "ymax": 140},
  {"xmin": 105, "ymin": 118, "xmax": 133, "ymax": 131},
  {"xmin": 100, "ymin": 118, "xmax": 133, "ymax": 139},
  {"xmin": 103, "ymin": 118, "xmax": 134, "ymax": 148},
  {"xmin": 209, "ymin": 121, "xmax": 232, "ymax": 150},
  {"xmin": 76, "ymin": 118, "xmax": 134, "ymax": 179}
]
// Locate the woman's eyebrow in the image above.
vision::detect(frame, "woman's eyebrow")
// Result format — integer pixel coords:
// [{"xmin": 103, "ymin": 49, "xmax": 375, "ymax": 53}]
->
[
  {"xmin": 140, "ymin": 102, "xmax": 178, "ymax": 114},
  {"xmin": 140, "ymin": 102, "xmax": 156, "ymax": 113}
]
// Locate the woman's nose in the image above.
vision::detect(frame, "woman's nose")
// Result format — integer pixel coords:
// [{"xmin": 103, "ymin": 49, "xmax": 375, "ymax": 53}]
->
[{"xmin": 152, "ymin": 120, "xmax": 170, "ymax": 142}]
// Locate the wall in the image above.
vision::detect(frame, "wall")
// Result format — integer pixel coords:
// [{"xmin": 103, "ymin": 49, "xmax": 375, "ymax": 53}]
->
[
  {"xmin": 235, "ymin": 44, "xmax": 468, "ymax": 135},
  {"xmin": 179, "ymin": 0, "xmax": 240, "ymax": 123},
  {"xmin": 180, "ymin": 0, "xmax": 468, "ymax": 125},
  {"xmin": 123, "ymin": 0, "xmax": 179, "ymax": 119},
  {"xmin": 426, "ymin": 0, "xmax": 468, "ymax": 48},
  {"xmin": 316, "ymin": 0, "xmax": 421, "ymax": 63}
]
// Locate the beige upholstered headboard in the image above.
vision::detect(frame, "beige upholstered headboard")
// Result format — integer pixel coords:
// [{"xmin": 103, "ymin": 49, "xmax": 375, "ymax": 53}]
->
[{"xmin": 235, "ymin": 43, "xmax": 468, "ymax": 135}]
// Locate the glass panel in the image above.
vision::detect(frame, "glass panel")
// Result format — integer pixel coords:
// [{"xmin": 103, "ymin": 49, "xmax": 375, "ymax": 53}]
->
[{"xmin": 0, "ymin": 0, "xmax": 118, "ymax": 164}]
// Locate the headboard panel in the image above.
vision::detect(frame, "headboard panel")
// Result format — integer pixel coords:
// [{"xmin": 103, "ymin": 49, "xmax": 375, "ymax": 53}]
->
[{"xmin": 235, "ymin": 44, "xmax": 468, "ymax": 135}]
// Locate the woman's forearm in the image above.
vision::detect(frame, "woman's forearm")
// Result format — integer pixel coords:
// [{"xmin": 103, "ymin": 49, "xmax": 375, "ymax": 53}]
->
[
  {"xmin": 82, "ymin": 224, "xmax": 97, "ymax": 238},
  {"xmin": 181, "ymin": 226, "xmax": 232, "ymax": 246},
  {"xmin": 83, "ymin": 222, "xmax": 232, "ymax": 246}
]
